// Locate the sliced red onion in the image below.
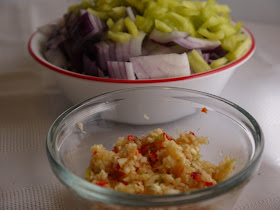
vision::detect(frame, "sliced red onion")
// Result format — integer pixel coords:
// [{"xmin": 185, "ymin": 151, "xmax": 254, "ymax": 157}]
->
[
  {"xmin": 87, "ymin": 32, "xmax": 145, "ymax": 72},
  {"xmin": 46, "ymin": 34, "xmax": 66, "ymax": 49},
  {"xmin": 208, "ymin": 46, "xmax": 228, "ymax": 58},
  {"xmin": 130, "ymin": 53, "xmax": 190, "ymax": 79},
  {"xmin": 112, "ymin": 62, "xmax": 122, "ymax": 78},
  {"xmin": 125, "ymin": 62, "xmax": 135, "ymax": 80},
  {"xmin": 94, "ymin": 42, "xmax": 106, "ymax": 71},
  {"xmin": 70, "ymin": 50, "xmax": 84, "ymax": 73},
  {"xmin": 59, "ymin": 39, "xmax": 72, "ymax": 60},
  {"xmin": 99, "ymin": 42, "xmax": 110, "ymax": 69},
  {"xmin": 129, "ymin": 31, "xmax": 146, "ymax": 57},
  {"xmin": 122, "ymin": 41, "xmax": 132, "ymax": 61},
  {"xmin": 118, "ymin": 62, "xmax": 127, "ymax": 79},
  {"xmin": 107, "ymin": 61, "xmax": 118, "ymax": 78},
  {"xmin": 69, "ymin": 12, "xmax": 107, "ymax": 50},
  {"xmin": 142, "ymin": 40, "xmax": 173, "ymax": 55},
  {"xmin": 149, "ymin": 29, "xmax": 189, "ymax": 46},
  {"xmin": 106, "ymin": 40, "xmax": 116, "ymax": 61},
  {"xmin": 173, "ymin": 36, "xmax": 221, "ymax": 50},
  {"xmin": 44, "ymin": 20, "xmax": 67, "ymax": 50},
  {"xmin": 169, "ymin": 45, "xmax": 188, "ymax": 54},
  {"xmin": 115, "ymin": 42, "xmax": 122, "ymax": 62},
  {"xmin": 107, "ymin": 61, "xmax": 135, "ymax": 79},
  {"xmin": 202, "ymin": 53, "xmax": 210, "ymax": 64},
  {"xmin": 126, "ymin": 7, "xmax": 137, "ymax": 22},
  {"xmin": 107, "ymin": 61, "xmax": 115, "ymax": 78},
  {"xmin": 129, "ymin": 58, "xmax": 150, "ymax": 79},
  {"xmin": 83, "ymin": 54, "xmax": 101, "ymax": 76},
  {"xmin": 79, "ymin": 9, "xmax": 87, "ymax": 16},
  {"xmin": 90, "ymin": 12, "xmax": 105, "ymax": 33},
  {"xmin": 64, "ymin": 11, "xmax": 78, "ymax": 32},
  {"xmin": 44, "ymin": 48, "xmax": 68, "ymax": 68},
  {"xmin": 112, "ymin": 31, "xmax": 145, "ymax": 62},
  {"xmin": 115, "ymin": 40, "xmax": 130, "ymax": 61},
  {"xmin": 142, "ymin": 40, "xmax": 187, "ymax": 56},
  {"xmin": 196, "ymin": 49, "xmax": 202, "ymax": 55},
  {"xmin": 98, "ymin": 69, "xmax": 105, "ymax": 77}
]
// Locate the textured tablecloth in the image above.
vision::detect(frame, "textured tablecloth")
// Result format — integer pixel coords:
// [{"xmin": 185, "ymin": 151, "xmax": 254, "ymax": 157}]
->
[{"xmin": 0, "ymin": 7, "xmax": 280, "ymax": 209}]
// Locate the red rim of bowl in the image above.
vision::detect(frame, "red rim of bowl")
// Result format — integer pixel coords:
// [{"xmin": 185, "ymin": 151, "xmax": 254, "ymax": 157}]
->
[{"xmin": 28, "ymin": 24, "xmax": 255, "ymax": 84}]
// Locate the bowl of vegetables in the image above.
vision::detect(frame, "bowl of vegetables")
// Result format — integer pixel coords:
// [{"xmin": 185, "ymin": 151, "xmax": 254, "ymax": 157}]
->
[{"xmin": 28, "ymin": 0, "xmax": 255, "ymax": 104}]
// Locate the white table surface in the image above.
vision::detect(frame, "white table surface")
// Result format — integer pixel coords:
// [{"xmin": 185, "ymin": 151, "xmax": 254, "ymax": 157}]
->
[{"xmin": 0, "ymin": 11, "xmax": 280, "ymax": 209}]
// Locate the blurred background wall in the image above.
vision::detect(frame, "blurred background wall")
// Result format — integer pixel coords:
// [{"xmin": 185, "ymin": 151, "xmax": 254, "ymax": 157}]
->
[{"xmin": 218, "ymin": 0, "xmax": 280, "ymax": 25}]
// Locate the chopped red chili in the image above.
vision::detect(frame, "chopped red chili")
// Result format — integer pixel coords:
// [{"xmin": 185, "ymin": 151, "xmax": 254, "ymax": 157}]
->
[
  {"xmin": 205, "ymin": 182, "xmax": 213, "ymax": 186},
  {"xmin": 201, "ymin": 107, "xmax": 208, "ymax": 114},
  {"xmin": 122, "ymin": 181, "xmax": 128, "ymax": 186},
  {"xmin": 119, "ymin": 170, "xmax": 126, "ymax": 176},
  {"xmin": 149, "ymin": 151, "xmax": 158, "ymax": 162},
  {"xmin": 191, "ymin": 172, "xmax": 203, "ymax": 182},
  {"xmin": 141, "ymin": 144, "xmax": 154, "ymax": 155},
  {"xmin": 189, "ymin": 131, "xmax": 195, "ymax": 136},
  {"xmin": 110, "ymin": 164, "xmax": 126, "ymax": 180},
  {"xmin": 191, "ymin": 172, "xmax": 201, "ymax": 177},
  {"xmin": 92, "ymin": 151, "xmax": 97, "ymax": 157},
  {"xmin": 127, "ymin": 135, "xmax": 137, "ymax": 142},
  {"xmin": 95, "ymin": 181, "xmax": 108, "ymax": 186},
  {"xmin": 113, "ymin": 146, "xmax": 118, "ymax": 153},
  {"xmin": 163, "ymin": 132, "xmax": 171, "ymax": 141}
]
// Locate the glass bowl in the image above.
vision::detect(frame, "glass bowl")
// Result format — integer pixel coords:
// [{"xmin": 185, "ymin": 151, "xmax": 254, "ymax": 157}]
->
[{"xmin": 46, "ymin": 87, "xmax": 264, "ymax": 209}]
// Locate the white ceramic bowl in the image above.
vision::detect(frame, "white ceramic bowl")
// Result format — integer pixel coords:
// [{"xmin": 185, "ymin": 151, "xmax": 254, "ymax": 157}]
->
[{"xmin": 28, "ymin": 24, "xmax": 255, "ymax": 104}]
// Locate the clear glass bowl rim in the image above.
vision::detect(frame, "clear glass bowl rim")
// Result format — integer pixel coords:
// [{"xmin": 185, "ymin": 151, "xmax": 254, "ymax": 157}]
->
[{"xmin": 46, "ymin": 86, "xmax": 264, "ymax": 207}]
